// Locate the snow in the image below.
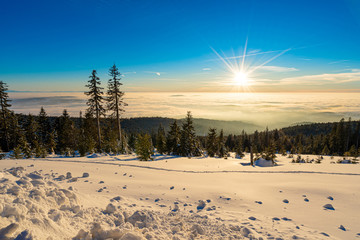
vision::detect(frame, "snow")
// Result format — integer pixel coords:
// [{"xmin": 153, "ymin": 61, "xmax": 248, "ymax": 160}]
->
[
  {"xmin": 0, "ymin": 153, "xmax": 359, "ymax": 239},
  {"xmin": 254, "ymin": 158, "xmax": 274, "ymax": 167}
]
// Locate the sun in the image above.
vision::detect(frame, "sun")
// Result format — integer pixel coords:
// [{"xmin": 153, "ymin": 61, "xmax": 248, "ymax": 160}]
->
[{"xmin": 233, "ymin": 71, "xmax": 249, "ymax": 86}]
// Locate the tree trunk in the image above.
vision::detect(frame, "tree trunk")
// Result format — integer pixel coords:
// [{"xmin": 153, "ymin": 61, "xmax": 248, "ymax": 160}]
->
[
  {"xmin": 115, "ymin": 85, "xmax": 122, "ymax": 143},
  {"xmin": 96, "ymin": 105, "xmax": 101, "ymax": 152},
  {"xmin": 250, "ymin": 145, "xmax": 254, "ymax": 166}
]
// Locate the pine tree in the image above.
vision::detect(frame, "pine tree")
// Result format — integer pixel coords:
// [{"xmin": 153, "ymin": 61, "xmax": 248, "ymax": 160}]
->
[
  {"xmin": 38, "ymin": 107, "xmax": 50, "ymax": 145},
  {"xmin": 12, "ymin": 145, "xmax": 22, "ymax": 159},
  {"xmin": 107, "ymin": 64, "xmax": 127, "ymax": 146},
  {"xmin": 47, "ymin": 130, "xmax": 57, "ymax": 154},
  {"xmin": 180, "ymin": 112, "xmax": 199, "ymax": 157},
  {"xmin": 156, "ymin": 124, "xmax": 166, "ymax": 154},
  {"xmin": 19, "ymin": 134, "xmax": 32, "ymax": 158},
  {"xmin": 218, "ymin": 129, "xmax": 227, "ymax": 158},
  {"xmin": 322, "ymin": 145, "xmax": 330, "ymax": 155},
  {"xmin": 85, "ymin": 70, "xmax": 105, "ymax": 151},
  {"xmin": 135, "ymin": 133, "xmax": 153, "ymax": 161},
  {"xmin": 235, "ymin": 137, "xmax": 244, "ymax": 158},
  {"xmin": 57, "ymin": 110, "xmax": 76, "ymax": 154},
  {"xmin": 24, "ymin": 114, "xmax": 39, "ymax": 149},
  {"xmin": 128, "ymin": 133, "xmax": 136, "ymax": 152},
  {"xmin": 166, "ymin": 120, "xmax": 181, "ymax": 155},
  {"xmin": 262, "ymin": 143, "xmax": 277, "ymax": 164},
  {"xmin": 83, "ymin": 111, "xmax": 97, "ymax": 153},
  {"xmin": 0, "ymin": 81, "xmax": 12, "ymax": 151},
  {"xmin": 8, "ymin": 113, "xmax": 22, "ymax": 150},
  {"xmin": 206, "ymin": 128, "xmax": 217, "ymax": 157}
]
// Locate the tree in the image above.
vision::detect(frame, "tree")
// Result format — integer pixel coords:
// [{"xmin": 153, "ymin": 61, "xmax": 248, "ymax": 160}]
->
[
  {"xmin": 135, "ymin": 133, "xmax": 153, "ymax": 161},
  {"xmin": 85, "ymin": 70, "xmax": 105, "ymax": 151},
  {"xmin": 180, "ymin": 112, "xmax": 200, "ymax": 157},
  {"xmin": 235, "ymin": 137, "xmax": 244, "ymax": 158},
  {"xmin": 78, "ymin": 111, "xmax": 97, "ymax": 155},
  {"xmin": 156, "ymin": 124, "xmax": 166, "ymax": 154},
  {"xmin": 262, "ymin": 143, "xmax": 277, "ymax": 164},
  {"xmin": 38, "ymin": 107, "xmax": 50, "ymax": 145},
  {"xmin": 0, "ymin": 81, "xmax": 12, "ymax": 151},
  {"xmin": 24, "ymin": 114, "xmax": 39, "ymax": 149},
  {"xmin": 107, "ymin": 64, "xmax": 127, "ymax": 146},
  {"xmin": 57, "ymin": 110, "xmax": 76, "ymax": 154},
  {"xmin": 166, "ymin": 120, "xmax": 181, "ymax": 155},
  {"xmin": 322, "ymin": 145, "xmax": 330, "ymax": 155},
  {"xmin": 218, "ymin": 129, "xmax": 227, "ymax": 158},
  {"xmin": 18, "ymin": 134, "xmax": 32, "ymax": 159},
  {"xmin": 128, "ymin": 133, "xmax": 136, "ymax": 152},
  {"xmin": 47, "ymin": 130, "xmax": 57, "ymax": 154},
  {"xmin": 206, "ymin": 128, "xmax": 217, "ymax": 157}
]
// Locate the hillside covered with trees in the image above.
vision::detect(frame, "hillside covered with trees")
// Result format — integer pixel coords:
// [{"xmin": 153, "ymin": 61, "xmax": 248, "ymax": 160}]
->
[{"xmin": 1, "ymin": 66, "xmax": 359, "ymax": 161}]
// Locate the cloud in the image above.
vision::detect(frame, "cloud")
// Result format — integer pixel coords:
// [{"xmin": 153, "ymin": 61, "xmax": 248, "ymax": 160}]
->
[
  {"xmin": 253, "ymin": 71, "xmax": 360, "ymax": 86},
  {"xmin": 257, "ymin": 66, "xmax": 299, "ymax": 72},
  {"xmin": 329, "ymin": 60, "xmax": 349, "ymax": 64},
  {"xmin": 144, "ymin": 71, "xmax": 162, "ymax": 76},
  {"xmin": 202, "ymin": 68, "xmax": 211, "ymax": 71}
]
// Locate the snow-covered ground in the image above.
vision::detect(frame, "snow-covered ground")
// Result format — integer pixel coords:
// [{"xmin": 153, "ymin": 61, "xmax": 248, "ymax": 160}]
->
[{"xmin": 1, "ymin": 153, "xmax": 359, "ymax": 239}]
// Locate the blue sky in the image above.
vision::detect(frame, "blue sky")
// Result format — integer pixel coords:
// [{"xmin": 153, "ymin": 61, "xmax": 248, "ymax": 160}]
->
[{"xmin": 1, "ymin": 0, "xmax": 360, "ymax": 92}]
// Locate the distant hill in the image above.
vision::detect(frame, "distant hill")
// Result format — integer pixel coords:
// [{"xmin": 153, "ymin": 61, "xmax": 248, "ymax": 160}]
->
[
  {"xmin": 120, "ymin": 117, "xmax": 261, "ymax": 135},
  {"xmin": 280, "ymin": 120, "xmax": 359, "ymax": 136},
  {"xmin": 16, "ymin": 113, "xmax": 355, "ymax": 137}
]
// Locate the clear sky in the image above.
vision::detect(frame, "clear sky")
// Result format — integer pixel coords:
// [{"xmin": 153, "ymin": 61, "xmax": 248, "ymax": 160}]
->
[{"xmin": 1, "ymin": 0, "xmax": 360, "ymax": 92}]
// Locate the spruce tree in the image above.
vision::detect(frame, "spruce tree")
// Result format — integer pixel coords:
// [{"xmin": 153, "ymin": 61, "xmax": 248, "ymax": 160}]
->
[
  {"xmin": 135, "ymin": 133, "xmax": 153, "ymax": 161},
  {"xmin": 156, "ymin": 124, "xmax": 166, "ymax": 154},
  {"xmin": 0, "ymin": 81, "xmax": 12, "ymax": 151},
  {"xmin": 24, "ymin": 114, "xmax": 39, "ymax": 150},
  {"xmin": 206, "ymin": 128, "xmax": 217, "ymax": 157},
  {"xmin": 166, "ymin": 120, "xmax": 181, "ymax": 155},
  {"xmin": 47, "ymin": 130, "xmax": 57, "ymax": 154},
  {"xmin": 235, "ymin": 138, "xmax": 244, "ymax": 158},
  {"xmin": 57, "ymin": 110, "xmax": 76, "ymax": 154},
  {"xmin": 128, "ymin": 133, "xmax": 136, "ymax": 152},
  {"xmin": 38, "ymin": 107, "xmax": 50, "ymax": 145},
  {"xmin": 85, "ymin": 70, "xmax": 105, "ymax": 151},
  {"xmin": 218, "ymin": 129, "xmax": 227, "ymax": 158},
  {"xmin": 81, "ymin": 111, "xmax": 97, "ymax": 154},
  {"xmin": 180, "ymin": 112, "xmax": 199, "ymax": 157},
  {"xmin": 107, "ymin": 64, "xmax": 127, "ymax": 146}
]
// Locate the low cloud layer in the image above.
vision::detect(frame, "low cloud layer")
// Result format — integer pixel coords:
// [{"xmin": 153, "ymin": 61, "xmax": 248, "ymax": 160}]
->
[{"xmin": 8, "ymin": 92, "xmax": 360, "ymax": 129}]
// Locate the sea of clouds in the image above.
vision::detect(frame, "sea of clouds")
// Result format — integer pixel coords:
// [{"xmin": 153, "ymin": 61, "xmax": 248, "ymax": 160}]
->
[{"xmin": 9, "ymin": 92, "xmax": 360, "ymax": 129}]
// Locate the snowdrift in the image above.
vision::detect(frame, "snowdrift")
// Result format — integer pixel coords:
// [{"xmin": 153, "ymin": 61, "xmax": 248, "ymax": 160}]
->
[{"xmin": 0, "ymin": 167, "xmax": 256, "ymax": 239}]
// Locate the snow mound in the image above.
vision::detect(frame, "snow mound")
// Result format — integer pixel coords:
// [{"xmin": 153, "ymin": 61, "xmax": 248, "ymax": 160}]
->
[
  {"xmin": 254, "ymin": 158, "xmax": 274, "ymax": 167},
  {"xmin": 1, "ymin": 167, "xmax": 262, "ymax": 239}
]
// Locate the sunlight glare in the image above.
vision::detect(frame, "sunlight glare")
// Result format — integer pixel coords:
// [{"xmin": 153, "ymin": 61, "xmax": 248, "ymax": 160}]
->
[{"xmin": 233, "ymin": 71, "xmax": 249, "ymax": 86}]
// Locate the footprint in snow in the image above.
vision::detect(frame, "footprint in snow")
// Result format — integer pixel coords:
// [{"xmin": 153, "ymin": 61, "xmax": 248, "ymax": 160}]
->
[
  {"xmin": 323, "ymin": 204, "xmax": 335, "ymax": 210},
  {"xmin": 283, "ymin": 199, "xmax": 289, "ymax": 203},
  {"xmin": 304, "ymin": 198, "xmax": 309, "ymax": 202},
  {"xmin": 327, "ymin": 196, "xmax": 334, "ymax": 200},
  {"xmin": 320, "ymin": 232, "xmax": 330, "ymax": 237}
]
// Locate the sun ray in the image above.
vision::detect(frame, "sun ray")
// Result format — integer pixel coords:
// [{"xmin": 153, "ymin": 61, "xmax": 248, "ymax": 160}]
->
[{"xmin": 210, "ymin": 40, "xmax": 291, "ymax": 92}]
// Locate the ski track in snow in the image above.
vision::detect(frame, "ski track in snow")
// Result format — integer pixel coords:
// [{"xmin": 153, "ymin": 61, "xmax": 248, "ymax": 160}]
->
[{"xmin": 32, "ymin": 158, "xmax": 360, "ymax": 176}]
